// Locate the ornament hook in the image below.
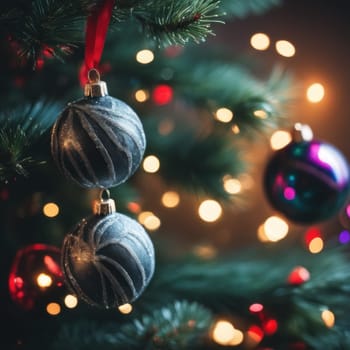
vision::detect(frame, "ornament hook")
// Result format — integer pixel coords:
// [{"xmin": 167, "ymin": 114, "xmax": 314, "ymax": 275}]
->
[
  {"xmin": 94, "ymin": 188, "xmax": 116, "ymax": 215},
  {"xmin": 84, "ymin": 68, "xmax": 108, "ymax": 97}
]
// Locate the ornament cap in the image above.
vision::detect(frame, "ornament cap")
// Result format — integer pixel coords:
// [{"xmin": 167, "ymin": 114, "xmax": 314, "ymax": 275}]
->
[
  {"xmin": 84, "ymin": 69, "xmax": 108, "ymax": 97},
  {"xmin": 94, "ymin": 189, "xmax": 116, "ymax": 215},
  {"xmin": 292, "ymin": 123, "xmax": 314, "ymax": 142}
]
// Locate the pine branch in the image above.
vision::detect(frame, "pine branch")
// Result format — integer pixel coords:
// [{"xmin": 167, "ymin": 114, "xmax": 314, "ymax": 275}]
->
[
  {"xmin": 51, "ymin": 301, "xmax": 213, "ymax": 350},
  {"xmin": 132, "ymin": 0, "xmax": 224, "ymax": 46},
  {"xmin": 144, "ymin": 118, "xmax": 244, "ymax": 200},
  {"xmin": 0, "ymin": 101, "xmax": 59, "ymax": 183}
]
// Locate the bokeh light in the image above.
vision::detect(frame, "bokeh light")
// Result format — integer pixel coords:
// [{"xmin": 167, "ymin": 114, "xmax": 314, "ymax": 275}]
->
[
  {"xmin": 136, "ymin": 49, "xmax": 154, "ymax": 64},
  {"xmin": 250, "ymin": 33, "xmax": 270, "ymax": 50},
  {"xmin": 36, "ymin": 273, "xmax": 52, "ymax": 288},
  {"xmin": 307, "ymin": 83, "xmax": 325, "ymax": 103},
  {"xmin": 135, "ymin": 89, "xmax": 149, "ymax": 102},
  {"xmin": 43, "ymin": 202, "xmax": 59, "ymax": 218},
  {"xmin": 143, "ymin": 214, "xmax": 161, "ymax": 231},
  {"xmin": 223, "ymin": 176, "xmax": 242, "ymax": 194},
  {"xmin": 275, "ymin": 40, "xmax": 295, "ymax": 57},
  {"xmin": 270, "ymin": 130, "xmax": 292, "ymax": 150},
  {"xmin": 198, "ymin": 200, "xmax": 222, "ymax": 222},
  {"xmin": 212, "ymin": 320, "xmax": 243, "ymax": 346},
  {"xmin": 152, "ymin": 84, "xmax": 173, "ymax": 105},
  {"xmin": 143, "ymin": 155, "xmax": 160, "ymax": 173},
  {"xmin": 262, "ymin": 216, "xmax": 289, "ymax": 242},
  {"xmin": 118, "ymin": 303, "xmax": 133, "ymax": 314},
  {"xmin": 321, "ymin": 309, "xmax": 335, "ymax": 328},
  {"xmin": 308, "ymin": 237, "xmax": 324, "ymax": 254},
  {"xmin": 64, "ymin": 294, "xmax": 78, "ymax": 309},
  {"xmin": 339, "ymin": 230, "xmax": 350, "ymax": 244},
  {"xmin": 161, "ymin": 191, "xmax": 180, "ymax": 208},
  {"xmin": 215, "ymin": 107, "xmax": 233, "ymax": 123},
  {"xmin": 46, "ymin": 302, "xmax": 61, "ymax": 316}
]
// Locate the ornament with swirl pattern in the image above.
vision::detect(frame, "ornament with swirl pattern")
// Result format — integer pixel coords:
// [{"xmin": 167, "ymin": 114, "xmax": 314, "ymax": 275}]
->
[{"xmin": 51, "ymin": 69, "xmax": 146, "ymax": 188}]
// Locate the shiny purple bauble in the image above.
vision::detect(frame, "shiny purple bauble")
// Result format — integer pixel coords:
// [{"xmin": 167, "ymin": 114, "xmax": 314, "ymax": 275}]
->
[{"xmin": 263, "ymin": 139, "xmax": 350, "ymax": 224}]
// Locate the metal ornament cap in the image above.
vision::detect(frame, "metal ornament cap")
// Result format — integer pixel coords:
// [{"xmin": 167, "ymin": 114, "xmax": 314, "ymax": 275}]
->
[{"xmin": 84, "ymin": 69, "xmax": 108, "ymax": 97}]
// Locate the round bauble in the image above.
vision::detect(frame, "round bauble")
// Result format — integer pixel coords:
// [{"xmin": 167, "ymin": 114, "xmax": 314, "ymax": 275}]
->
[
  {"xmin": 62, "ymin": 212, "xmax": 155, "ymax": 308},
  {"xmin": 263, "ymin": 138, "xmax": 350, "ymax": 224},
  {"xmin": 8, "ymin": 244, "xmax": 65, "ymax": 311},
  {"xmin": 51, "ymin": 95, "xmax": 146, "ymax": 188}
]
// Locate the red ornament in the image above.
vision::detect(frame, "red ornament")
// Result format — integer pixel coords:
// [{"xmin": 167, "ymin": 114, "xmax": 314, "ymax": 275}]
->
[
  {"xmin": 8, "ymin": 244, "xmax": 65, "ymax": 311},
  {"xmin": 287, "ymin": 266, "xmax": 310, "ymax": 285},
  {"xmin": 152, "ymin": 84, "xmax": 173, "ymax": 105}
]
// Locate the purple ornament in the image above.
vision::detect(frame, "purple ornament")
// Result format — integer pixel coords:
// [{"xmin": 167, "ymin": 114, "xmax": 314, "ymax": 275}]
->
[{"xmin": 264, "ymin": 125, "xmax": 350, "ymax": 224}]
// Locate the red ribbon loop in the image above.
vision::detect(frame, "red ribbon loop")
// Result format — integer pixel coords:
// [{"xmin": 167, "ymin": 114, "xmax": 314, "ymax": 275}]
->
[{"xmin": 80, "ymin": 0, "xmax": 115, "ymax": 85}]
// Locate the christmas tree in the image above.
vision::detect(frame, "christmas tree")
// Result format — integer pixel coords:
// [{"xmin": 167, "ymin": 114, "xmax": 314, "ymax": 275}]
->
[{"xmin": 1, "ymin": 1, "xmax": 350, "ymax": 349}]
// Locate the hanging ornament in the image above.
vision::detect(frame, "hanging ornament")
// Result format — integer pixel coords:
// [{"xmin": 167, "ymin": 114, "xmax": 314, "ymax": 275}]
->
[
  {"xmin": 51, "ymin": 0, "xmax": 145, "ymax": 188},
  {"xmin": 51, "ymin": 68, "xmax": 146, "ymax": 188},
  {"xmin": 263, "ymin": 123, "xmax": 350, "ymax": 224},
  {"xmin": 61, "ymin": 190, "xmax": 155, "ymax": 308},
  {"xmin": 8, "ymin": 244, "xmax": 65, "ymax": 311}
]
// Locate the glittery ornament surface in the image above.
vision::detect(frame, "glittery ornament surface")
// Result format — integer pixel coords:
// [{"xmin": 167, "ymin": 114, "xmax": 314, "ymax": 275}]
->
[
  {"xmin": 51, "ymin": 96, "xmax": 146, "ymax": 188},
  {"xmin": 264, "ymin": 140, "xmax": 350, "ymax": 224},
  {"xmin": 62, "ymin": 212, "xmax": 155, "ymax": 308}
]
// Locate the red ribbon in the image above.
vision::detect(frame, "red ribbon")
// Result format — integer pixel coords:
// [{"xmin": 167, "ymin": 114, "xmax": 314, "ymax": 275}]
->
[{"xmin": 80, "ymin": 0, "xmax": 115, "ymax": 85}]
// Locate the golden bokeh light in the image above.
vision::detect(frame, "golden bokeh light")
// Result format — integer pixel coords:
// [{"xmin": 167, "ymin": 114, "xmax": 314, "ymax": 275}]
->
[
  {"xmin": 198, "ymin": 199, "xmax": 222, "ymax": 223},
  {"xmin": 64, "ymin": 294, "xmax": 78, "ymax": 309},
  {"xmin": 253, "ymin": 109, "xmax": 268, "ymax": 119},
  {"xmin": 136, "ymin": 49, "xmax": 154, "ymax": 64},
  {"xmin": 143, "ymin": 155, "xmax": 160, "ymax": 173},
  {"xmin": 275, "ymin": 40, "xmax": 296, "ymax": 57},
  {"xmin": 231, "ymin": 124, "xmax": 240, "ymax": 134},
  {"xmin": 306, "ymin": 83, "xmax": 325, "ymax": 103},
  {"xmin": 215, "ymin": 107, "xmax": 233, "ymax": 123},
  {"xmin": 143, "ymin": 214, "xmax": 161, "ymax": 231},
  {"xmin": 161, "ymin": 191, "xmax": 180, "ymax": 208},
  {"xmin": 263, "ymin": 216, "xmax": 289, "ymax": 242},
  {"xmin": 212, "ymin": 320, "xmax": 235, "ymax": 345},
  {"xmin": 137, "ymin": 211, "xmax": 154, "ymax": 225},
  {"xmin": 135, "ymin": 89, "xmax": 149, "ymax": 102},
  {"xmin": 250, "ymin": 33, "xmax": 270, "ymax": 51},
  {"xmin": 46, "ymin": 302, "xmax": 61, "ymax": 316},
  {"xmin": 118, "ymin": 303, "xmax": 133, "ymax": 314},
  {"xmin": 321, "ymin": 309, "xmax": 335, "ymax": 328},
  {"xmin": 37, "ymin": 273, "xmax": 52, "ymax": 288},
  {"xmin": 223, "ymin": 176, "xmax": 242, "ymax": 194},
  {"xmin": 308, "ymin": 237, "xmax": 324, "ymax": 254},
  {"xmin": 43, "ymin": 202, "xmax": 60, "ymax": 218},
  {"xmin": 270, "ymin": 130, "xmax": 292, "ymax": 150}
]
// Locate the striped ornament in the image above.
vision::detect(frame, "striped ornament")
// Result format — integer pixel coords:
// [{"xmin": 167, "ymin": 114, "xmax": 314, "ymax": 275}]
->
[
  {"xmin": 51, "ymin": 96, "xmax": 146, "ymax": 188},
  {"xmin": 62, "ymin": 212, "xmax": 155, "ymax": 308}
]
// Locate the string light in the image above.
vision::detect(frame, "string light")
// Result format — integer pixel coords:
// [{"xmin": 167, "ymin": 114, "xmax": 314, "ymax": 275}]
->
[
  {"xmin": 306, "ymin": 83, "xmax": 325, "ymax": 103},
  {"xmin": 36, "ymin": 273, "xmax": 52, "ymax": 288},
  {"xmin": 136, "ymin": 49, "xmax": 154, "ymax": 64},
  {"xmin": 250, "ymin": 33, "xmax": 270, "ymax": 51},
  {"xmin": 143, "ymin": 214, "xmax": 161, "ymax": 231},
  {"xmin": 198, "ymin": 199, "xmax": 222, "ymax": 222},
  {"xmin": 161, "ymin": 191, "xmax": 180, "ymax": 208},
  {"xmin": 152, "ymin": 84, "xmax": 173, "ymax": 105},
  {"xmin": 215, "ymin": 107, "xmax": 233, "ymax": 123},
  {"xmin": 46, "ymin": 302, "xmax": 61, "ymax": 316},
  {"xmin": 308, "ymin": 237, "xmax": 324, "ymax": 254},
  {"xmin": 43, "ymin": 202, "xmax": 59, "ymax": 218},
  {"xmin": 270, "ymin": 130, "xmax": 292, "ymax": 150},
  {"xmin": 137, "ymin": 211, "xmax": 154, "ymax": 224},
  {"xmin": 223, "ymin": 176, "xmax": 242, "ymax": 194},
  {"xmin": 253, "ymin": 109, "xmax": 268, "ymax": 119},
  {"xmin": 118, "ymin": 303, "xmax": 133, "ymax": 314},
  {"xmin": 64, "ymin": 294, "xmax": 78, "ymax": 309},
  {"xmin": 212, "ymin": 320, "xmax": 244, "ymax": 346},
  {"xmin": 321, "ymin": 309, "xmax": 335, "ymax": 328},
  {"xmin": 275, "ymin": 40, "xmax": 296, "ymax": 57},
  {"xmin": 231, "ymin": 124, "xmax": 240, "ymax": 134},
  {"xmin": 143, "ymin": 155, "xmax": 160, "ymax": 173},
  {"xmin": 262, "ymin": 216, "xmax": 289, "ymax": 242},
  {"xmin": 134, "ymin": 89, "xmax": 149, "ymax": 102}
]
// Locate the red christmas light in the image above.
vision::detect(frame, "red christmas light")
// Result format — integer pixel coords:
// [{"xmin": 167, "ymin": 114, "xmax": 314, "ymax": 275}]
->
[
  {"xmin": 304, "ymin": 227, "xmax": 322, "ymax": 246},
  {"xmin": 247, "ymin": 325, "xmax": 264, "ymax": 343},
  {"xmin": 152, "ymin": 84, "xmax": 173, "ymax": 105},
  {"xmin": 287, "ymin": 266, "xmax": 310, "ymax": 285},
  {"xmin": 263, "ymin": 318, "xmax": 278, "ymax": 335}
]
